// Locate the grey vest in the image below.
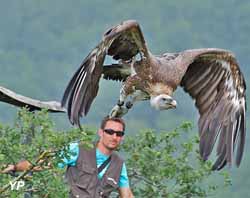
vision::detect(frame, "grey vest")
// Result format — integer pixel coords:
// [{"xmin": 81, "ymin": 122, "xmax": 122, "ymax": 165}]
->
[{"xmin": 65, "ymin": 145, "xmax": 124, "ymax": 198}]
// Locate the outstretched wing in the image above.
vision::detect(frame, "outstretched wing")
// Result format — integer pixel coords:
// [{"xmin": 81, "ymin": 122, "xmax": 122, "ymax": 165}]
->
[
  {"xmin": 0, "ymin": 86, "xmax": 65, "ymax": 112},
  {"xmin": 180, "ymin": 48, "xmax": 246, "ymax": 170},
  {"xmin": 62, "ymin": 20, "xmax": 149, "ymax": 126}
]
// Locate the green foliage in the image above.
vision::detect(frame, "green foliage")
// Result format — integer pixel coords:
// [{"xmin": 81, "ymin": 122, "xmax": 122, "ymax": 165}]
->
[
  {"xmin": 0, "ymin": 109, "xmax": 95, "ymax": 197},
  {"xmin": 121, "ymin": 122, "xmax": 230, "ymax": 198},
  {"xmin": 0, "ymin": 111, "xmax": 230, "ymax": 197}
]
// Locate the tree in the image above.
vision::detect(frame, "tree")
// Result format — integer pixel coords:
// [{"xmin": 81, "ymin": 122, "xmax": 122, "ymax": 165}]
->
[
  {"xmin": 0, "ymin": 109, "xmax": 230, "ymax": 197},
  {"xmin": 121, "ymin": 124, "xmax": 231, "ymax": 198}
]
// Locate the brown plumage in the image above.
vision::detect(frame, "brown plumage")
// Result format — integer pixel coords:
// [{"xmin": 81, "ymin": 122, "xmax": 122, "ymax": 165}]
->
[
  {"xmin": 62, "ymin": 20, "xmax": 247, "ymax": 170},
  {"xmin": 0, "ymin": 86, "xmax": 65, "ymax": 112}
]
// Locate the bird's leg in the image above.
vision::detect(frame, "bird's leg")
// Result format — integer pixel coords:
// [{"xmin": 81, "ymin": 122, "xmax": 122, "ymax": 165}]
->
[
  {"xmin": 109, "ymin": 75, "xmax": 144, "ymax": 118},
  {"xmin": 125, "ymin": 90, "xmax": 150, "ymax": 111},
  {"xmin": 111, "ymin": 90, "xmax": 149, "ymax": 118},
  {"xmin": 118, "ymin": 86, "xmax": 126, "ymax": 106},
  {"xmin": 109, "ymin": 83, "xmax": 129, "ymax": 118}
]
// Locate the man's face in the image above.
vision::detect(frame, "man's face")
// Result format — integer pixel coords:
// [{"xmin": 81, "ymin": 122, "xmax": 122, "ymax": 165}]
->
[{"xmin": 99, "ymin": 120, "xmax": 124, "ymax": 151}]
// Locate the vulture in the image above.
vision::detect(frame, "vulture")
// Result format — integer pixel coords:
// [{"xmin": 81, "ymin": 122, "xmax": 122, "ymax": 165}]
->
[
  {"xmin": 62, "ymin": 20, "xmax": 246, "ymax": 170},
  {"xmin": 0, "ymin": 86, "xmax": 65, "ymax": 112}
]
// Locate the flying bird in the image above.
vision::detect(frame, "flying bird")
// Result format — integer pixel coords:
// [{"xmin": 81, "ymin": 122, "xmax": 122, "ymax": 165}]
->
[
  {"xmin": 0, "ymin": 86, "xmax": 65, "ymax": 112},
  {"xmin": 62, "ymin": 20, "xmax": 246, "ymax": 170}
]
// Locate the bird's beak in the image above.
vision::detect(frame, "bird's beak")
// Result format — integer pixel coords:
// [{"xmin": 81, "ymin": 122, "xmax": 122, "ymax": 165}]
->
[
  {"xmin": 169, "ymin": 99, "xmax": 177, "ymax": 108},
  {"xmin": 164, "ymin": 96, "xmax": 177, "ymax": 109}
]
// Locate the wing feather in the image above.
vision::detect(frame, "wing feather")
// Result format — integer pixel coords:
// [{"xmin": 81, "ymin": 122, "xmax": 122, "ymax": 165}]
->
[
  {"xmin": 180, "ymin": 49, "xmax": 246, "ymax": 170},
  {"xmin": 0, "ymin": 86, "xmax": 65, "ymax": 112},
  {"xmin": 103, "ymin": 64, "xmax": 131, "ymax": 81},
  {"xmin": 195, "ymin": 68, "xmax": 225, "ymax": 110},
  {"xmin": 62, "ymin": 20, "xmax": 149, "ymax": 126},
  {"xmin": 188, "ymin": 66, "xmax": 214, "ymax": 96},
  {"xmin": 236, "ymin": 108, "xmax": 246, "ymax": 166},
  {"xmin": 182, "ymin": 62, "xmax": 211, "ymax": 92}
]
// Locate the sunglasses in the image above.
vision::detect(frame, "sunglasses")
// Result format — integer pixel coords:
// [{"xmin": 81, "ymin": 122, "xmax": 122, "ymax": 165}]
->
[{"xmin": 103, "ymin": 129, "xmax": 125, "ymax": 137}]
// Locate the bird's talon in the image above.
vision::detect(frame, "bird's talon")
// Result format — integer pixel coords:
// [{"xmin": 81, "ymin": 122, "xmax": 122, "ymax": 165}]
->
[
  {"xmin": 109, "ymin": 105, "xmax": 128, "ymax": 118},
  {"xmin": 109, "ymin": 105, "xmax": 121, "ymax": 118},
  {"xmin": 126, "ymin": 101, "xmax": 133, "ymax": 109},
  {"xmin": 117, "ymin": 100, "xmax": 124, "ymax": 106}
]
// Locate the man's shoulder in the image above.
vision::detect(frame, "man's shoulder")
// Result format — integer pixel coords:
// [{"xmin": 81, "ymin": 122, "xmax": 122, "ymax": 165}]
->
[{"xmin": 78, "ymin": 141, "xmax": 96, "ymax": 150}]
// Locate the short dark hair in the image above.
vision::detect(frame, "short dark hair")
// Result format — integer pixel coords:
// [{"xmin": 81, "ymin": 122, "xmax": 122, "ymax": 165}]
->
[{"xmin": 100, "ymin": 116, "xmax": 126, "ymax": 131}]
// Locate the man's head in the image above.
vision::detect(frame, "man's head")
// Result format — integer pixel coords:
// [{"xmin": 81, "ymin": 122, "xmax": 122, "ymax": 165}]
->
[{"xmin": 98, "ymin": 117, "xmax": 125, "ymax": 152}]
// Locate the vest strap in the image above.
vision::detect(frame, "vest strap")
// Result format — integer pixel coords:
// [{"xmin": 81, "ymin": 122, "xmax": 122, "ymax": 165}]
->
[{"xmin": 98, "ymin": 156, "xmax": 111, "ymax": 174}]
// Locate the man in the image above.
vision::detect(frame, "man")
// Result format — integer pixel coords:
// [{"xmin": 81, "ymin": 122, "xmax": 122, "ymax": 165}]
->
[
  {"xmin": 1, "ymin": 117, "xmax": 134, "ymax": 198},
  {"xmin": 61, "ymin": 117, "xmax": 134, "ymax": 197}
]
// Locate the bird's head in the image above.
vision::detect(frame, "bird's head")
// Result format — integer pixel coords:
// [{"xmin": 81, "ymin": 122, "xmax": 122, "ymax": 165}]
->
[{"xmin": 150, "ymin": 94, "xmax": 177, "ymax": 110}]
